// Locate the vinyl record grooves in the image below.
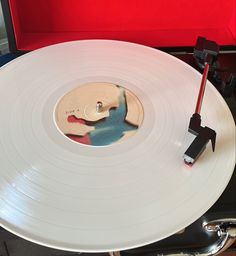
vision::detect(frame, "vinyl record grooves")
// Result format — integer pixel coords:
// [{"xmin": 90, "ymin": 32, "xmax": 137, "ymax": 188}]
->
[{"xmin": 0, "ymin": 40, "xmax": 235, "ymax": 252}]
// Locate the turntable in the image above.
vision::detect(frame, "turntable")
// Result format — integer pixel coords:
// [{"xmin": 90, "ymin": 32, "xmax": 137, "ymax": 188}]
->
[{"xmin": 0, "ymin": 1, "xmax": 236, "ymax": 255}]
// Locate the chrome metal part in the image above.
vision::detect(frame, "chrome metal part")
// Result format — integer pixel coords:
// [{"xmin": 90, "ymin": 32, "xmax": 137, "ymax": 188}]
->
[
  {"xmin": 96, "ymin": 101, "xmax": 103, "ymax": 113},
  {"xmin": 109, "ymin": 252, "xmax": 121, "ymax": 256},
  {"xmin": 162, "ymin": 218, "xmax": 236, "ymax": 256}
]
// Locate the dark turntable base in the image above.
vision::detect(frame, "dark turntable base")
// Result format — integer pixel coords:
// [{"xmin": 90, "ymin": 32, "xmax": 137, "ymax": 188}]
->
[{"xmin": 0, "ymin": 51, "xmax": 235, "ymax": 256}]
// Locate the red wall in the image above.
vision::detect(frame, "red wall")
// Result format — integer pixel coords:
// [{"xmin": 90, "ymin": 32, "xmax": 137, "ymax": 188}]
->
[{"xmin": 9, "ymin": 0, "xmax": 236, "ymax": 50}]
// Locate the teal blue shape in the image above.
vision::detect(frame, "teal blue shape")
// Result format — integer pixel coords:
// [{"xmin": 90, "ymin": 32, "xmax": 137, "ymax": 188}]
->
[{"xmin": 89, "ymin": 88, "xmax": 138, "ymax": 146}]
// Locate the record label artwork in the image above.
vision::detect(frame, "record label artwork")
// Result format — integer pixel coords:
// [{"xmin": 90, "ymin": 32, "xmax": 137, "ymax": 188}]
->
[{"xmin": 54, "ymin": 82, "xmax": 144, "ymax": 146}]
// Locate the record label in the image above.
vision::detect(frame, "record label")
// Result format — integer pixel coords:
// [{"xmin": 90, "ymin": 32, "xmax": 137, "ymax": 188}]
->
[{"xmin": 54, "ymin": 82, "xmax": 144, "ymax": 146}]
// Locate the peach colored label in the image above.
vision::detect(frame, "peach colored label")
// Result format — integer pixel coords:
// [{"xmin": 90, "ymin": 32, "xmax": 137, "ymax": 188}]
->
[{"xmin": 55, "ymin": 83, "xmax": 144, "ymax": 146}]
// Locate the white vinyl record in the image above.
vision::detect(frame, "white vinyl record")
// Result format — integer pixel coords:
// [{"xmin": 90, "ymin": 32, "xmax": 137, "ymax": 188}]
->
[{"xmin": 0, "ymin": 40, "xmax": 235, "ymax": 252}]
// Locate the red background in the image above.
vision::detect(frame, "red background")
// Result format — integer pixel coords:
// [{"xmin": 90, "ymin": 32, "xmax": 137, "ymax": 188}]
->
[{"xmin": 9, "ymin": 0, "xmax": 236, "ymax": 51}]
